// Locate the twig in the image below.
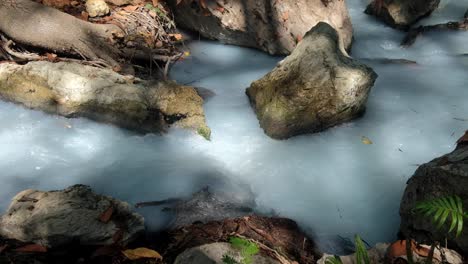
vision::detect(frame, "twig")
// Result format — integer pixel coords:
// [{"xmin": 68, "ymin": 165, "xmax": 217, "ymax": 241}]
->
[{"xmin": 402, "ymin": 18, "xmax": 468, "ymax": 47}]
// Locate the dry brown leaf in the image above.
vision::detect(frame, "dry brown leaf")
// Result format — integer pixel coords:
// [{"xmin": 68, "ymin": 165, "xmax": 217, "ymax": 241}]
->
[
  {"xmin": 123, "ymin": 5, "xmax": 139, "ymax": 12},
  {"xmin": 199, "ymin": 0, "xmax": 207, "ymax": 9},
  {"xmin": 122, "ymin": 247, "xmax": 162, "ymax": 260},
  {"xmin": 46, "ymin": 53, "xmax": 58, "ymax": 62},
  {"xmin": 99, "ymin": 205, "xmax": 114, "ymax": 223},
  {"xmin": 361, "ymin": 136, "xmax": 373, "ymax": 145},
  {"xmin": 14, "ymin": 244, "xmax": 47, "ymax": 253},
  {"xmin": 169, "ymin": 33, "xmax": 183, "ymax": 41},
  {"xmin": 152, "ymin": 0, "xmax": 158, "ymax": 5},
  {"xmin": 81, "ymin": 11, "xmax": 89, "ymax": 21}
]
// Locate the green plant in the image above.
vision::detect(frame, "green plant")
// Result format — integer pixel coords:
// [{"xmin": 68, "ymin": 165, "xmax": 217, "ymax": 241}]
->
[
  {"xmin": 414, "ymin": 195, "xmax": 467, "ymax": 237},
  {"xmin": 325, "ymin": 235, "xmax": 369, "ymax": 264},
  {"xmin": 222, "ymin": 237, "xmax": 259, "ymax": 264},
  {"xmin": 222, "ymin": 254, "xmax": 238, "ymax": 264}
]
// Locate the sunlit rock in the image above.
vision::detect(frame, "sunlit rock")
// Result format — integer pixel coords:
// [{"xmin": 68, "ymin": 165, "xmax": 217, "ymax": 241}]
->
[
  {"xmin": 0, "ymin": 61, "xmax": 211, "ymax": 139},
  {"xmin": 246, "ymin": 22, "xmax": 377, "ymax": 139},
  {"xmin": 365, "ymin": 0, "xmax": 440, "ymax": 29},
  {"xmin": 0, "ymin": 185, "xmax": 144, "ymax": 248},
  {"xmin": 166, "ymin": 0, "xmax": 353, "ymax": 55},
  {"xmin": 86, "ymin": 0, "xmax": 110, "ymax": 17}
]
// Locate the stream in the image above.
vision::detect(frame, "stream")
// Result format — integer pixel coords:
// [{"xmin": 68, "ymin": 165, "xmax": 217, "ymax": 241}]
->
[{"xmin": 0, "ymin": 0, "xmax": 467, "ymax": 253}]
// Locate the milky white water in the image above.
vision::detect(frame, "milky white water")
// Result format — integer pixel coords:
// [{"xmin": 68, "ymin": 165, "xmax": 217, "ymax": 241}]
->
[{"xmin": 0, "ymin": 0, "xmax": 467, "ymax": 252}]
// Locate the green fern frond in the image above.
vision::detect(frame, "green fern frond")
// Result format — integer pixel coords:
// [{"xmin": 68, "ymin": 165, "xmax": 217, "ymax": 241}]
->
[
  {"xmin": 354, "ymin": 235, "xmax": 370, "ymax": 264},
  {"xmin": 325, "ymin": 255, "xmax": 343, "ymax": 264},
  {"xmin": 414, "ymin": 195, "xmax": 467, "ymax": 237}
]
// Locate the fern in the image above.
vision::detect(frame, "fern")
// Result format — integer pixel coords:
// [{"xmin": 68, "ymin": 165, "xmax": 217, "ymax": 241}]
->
[
  {"xmin": 354, "ymin": 235, "xmax": 370, "ymax": 264},
  {"xmin": 228, "ymin": 237, "xmax": 259, "ymax": 264},
  {"xmin": 324, "ymin": 235, "xmax": 369, "ymax": 264},
  {"xmin": 325, "ymin": 255, "xmax": 343, "ymax": 264},
  {"xmin": 414, "ymin": 195, "xmax": 467, "ymax": 237}
]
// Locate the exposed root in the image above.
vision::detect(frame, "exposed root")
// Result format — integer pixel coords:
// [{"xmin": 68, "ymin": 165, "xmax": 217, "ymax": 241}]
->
[{"xmin": 401, "ymin": 17, "xmax": 468, "ymax": 47}]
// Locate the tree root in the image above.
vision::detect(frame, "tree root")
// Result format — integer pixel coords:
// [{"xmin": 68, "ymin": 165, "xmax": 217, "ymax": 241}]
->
[{"xmin": 401, "ymin": 17, "xmax": 468, "ymax": 47}]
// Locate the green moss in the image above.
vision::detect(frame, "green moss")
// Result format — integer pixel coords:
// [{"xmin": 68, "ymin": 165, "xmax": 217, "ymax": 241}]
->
[{"xmin": 197, "ymin": 126, "xmax": 211, "ymax": 141}]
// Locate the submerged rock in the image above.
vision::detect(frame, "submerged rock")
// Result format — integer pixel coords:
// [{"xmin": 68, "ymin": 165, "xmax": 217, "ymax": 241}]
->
[
  {"xmin": 167, "ymin": 0, "xmax": 353, "ymax": 55},
  {"xmin": 246, "ymin": 22, "xmax": 377, "ymax": 139},
  {"xmin": 400, "ymin": 137, "xmax": 468, "ymax": 253},
  {"xmin": 0, "ymin": 185, "xmax": 144, "ymax": 248},
  {"xmin": 365, "ymin": 0, "xmax": 440, "ymax": 29},
  {"xmin": 0, "ymin": 61, "xmax": 210, "ymax": 139},
  {"xmin": 137, "ymin": 186, "xmax": 256, "ymax": 228}
]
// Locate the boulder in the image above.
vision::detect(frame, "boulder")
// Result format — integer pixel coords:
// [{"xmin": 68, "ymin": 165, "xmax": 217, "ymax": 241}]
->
[
  {"xmin": 0, "ymin": 185, "xmax": 144, "ymax": 248},
  {"xmin": 365, "ymin": 0, "xmax": 440, "ymax": 29},
  {"xmin": 174, "ymin": 242, "xmax": 280, "ymax": 264},
  {"xmin": 0, "ymin": 61, "xmax": 210, "ymax": 139},
  {"xmin": 400, "ymin": 138, "xmax": 468, "ymax": 253},
  {"xmin": 167, "ymin": 0, "xmax": 353, "ymax": 55},
  {"xmin": 246, "ymin": 22, "xmax": 377, "ymax": 139}
]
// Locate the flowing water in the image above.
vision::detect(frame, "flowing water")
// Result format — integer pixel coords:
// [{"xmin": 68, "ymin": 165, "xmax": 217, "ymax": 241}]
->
[{"xmin": 0, "ymin": 0, "xmax": 467, "ymax": 252}]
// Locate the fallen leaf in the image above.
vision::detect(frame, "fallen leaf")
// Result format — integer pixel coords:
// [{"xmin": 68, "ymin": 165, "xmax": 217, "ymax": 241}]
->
[
  {"xmin": 457, "ymin": 131, "xmax": 468, "ymax": 145},
  {"xmin": 361, "ymin": 136, "xmax": 373, "ymax": 145},
  {"xmin": 14, "ymin": 244, "xmax": 47, "ymax": 253},
  {"xmin": 199, "ymin": 0, "xmax": 207, "ymax": 9},
  {"xmin": 46, "ymin": 53, "xmax": 58, "ymax": 62},
  {"xmin": 123, "ymin": 5, "xmax": 139, "ymax": 12},
  {"xmin": 169, "ymin": 33, "xmax": 183, "ymax": 41},
  {"xmin": 122, "ymin": 247, "xmax": 162, "ymax": 260},
  {"xmin": 99, "ymin": 205, "xmax": 114, "ymax": 223},
  {"xmin": 296, "ymin": 35, "xmax": 303, "ymax": 43},
  {"xmin": 81, "ymin": 11, "xmax": 89, "ymax": 21},
  {"xmin": 152, "ymin": 0, "xmax": 158, "ymax": 6}
]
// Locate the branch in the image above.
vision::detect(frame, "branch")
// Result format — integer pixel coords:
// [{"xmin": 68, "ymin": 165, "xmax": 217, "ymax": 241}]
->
[{"xmin": 401, "ymin": 18, "xmax": 468, "ymax": 47}]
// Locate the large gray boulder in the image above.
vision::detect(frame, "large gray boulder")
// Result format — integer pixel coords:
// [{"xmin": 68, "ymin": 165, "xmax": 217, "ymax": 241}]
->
[
  {"xmin": 167, "ymin": 0, "xmax": 353, "ymax": 55},
  {"xmin": 0, "ymin": 185, "xmax": 144, "ymax": 248},
  {"xmin": 365, "ymin": 0, "xmax": 440, "ymax": 29},
  {"xmin": 246, "ymin": 22, "xmax": 377, "ymax": 139},
  {"xmin": 0, "ymin": 61, "xmax": 211, "ymax": 139},
  {"xmin": 400, "ymin": 141, "xmax": 468, "ymax": 253}
]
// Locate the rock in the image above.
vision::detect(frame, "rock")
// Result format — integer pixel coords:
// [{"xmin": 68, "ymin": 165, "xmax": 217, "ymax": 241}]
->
[
  {"xmin": 174, "ymin": 242, "xmax": 280, "ymax": 264},
  {"xmin": 399, "ymin": 141, "xmax": 468, "ymax": 253},
  {"xmin": 166, "ymin": 187, "xmax": 255, "ymax": 228},
  {"xmin": 42, "ymin": 0, "xmax": 72, "ymax": 9},
  {"xmin": 246, "ymin": 22, "xmax": 377, "ymax": 139},
  {"xmin": 0, "ymin": 185, "xmax": 144, "ymax": 248},
  {"xmin": 164, "ymin": 215, "xmax": 320, "ymax": 264},
  {"xmin": 167, "ymin": 0, "xmax": 353, "ymax": 55},
  {"xmin": 365, "ymin": 0, "xmax": 440, "ymax": 29},
  {"xmin": 86, "ymin": 0, "xmax": 110, "ymax": 17},
  {"xmin": 0, "ymin": 61, "xmax": 210, "ymax": 139}
]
